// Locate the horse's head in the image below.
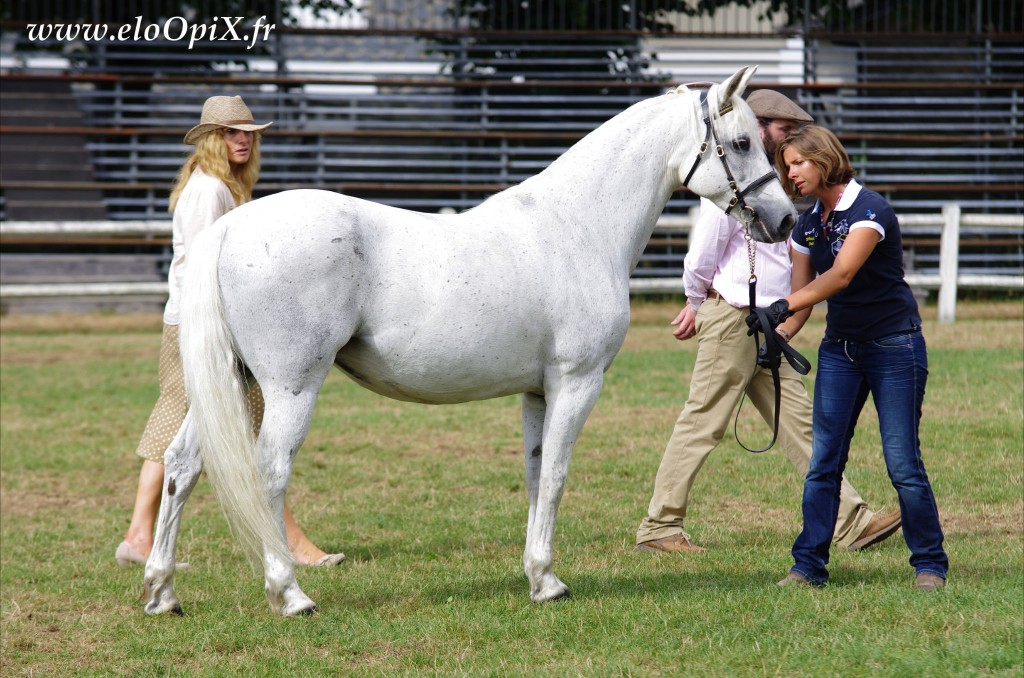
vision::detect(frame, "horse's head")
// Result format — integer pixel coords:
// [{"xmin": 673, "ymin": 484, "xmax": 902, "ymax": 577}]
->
[{"xmin": 674, "ymin": 66, "xmax": 797, "ymax": 243}]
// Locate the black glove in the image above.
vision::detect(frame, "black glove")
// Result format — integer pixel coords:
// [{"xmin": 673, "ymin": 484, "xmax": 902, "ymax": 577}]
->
[
  {"xmin": 756, "ymin": 341, "xmax": 781, "ymax": 369},
  {"xmin": 746, "ymin": 299, "xmax": 794, "ymax": 335}
]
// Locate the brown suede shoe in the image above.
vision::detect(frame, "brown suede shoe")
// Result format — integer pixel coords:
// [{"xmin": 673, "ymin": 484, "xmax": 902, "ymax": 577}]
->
[
  {"xmin": 848, "ymin": 506, "xmax": 902, "ymax": 551},
  {"xmin": 635, "ymin": 533, "xmax": 707, "ymax": 554},
  {"xmin": 915, "ymin": 573, "xmax": 946, "ymax": 592},
  {"xmin": 777, "ymin": 571, "xmax": 814, "ymax": 587}
]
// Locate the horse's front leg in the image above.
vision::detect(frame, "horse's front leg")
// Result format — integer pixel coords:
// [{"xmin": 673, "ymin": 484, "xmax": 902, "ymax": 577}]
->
[
  {"xmin": 143, "ymin": 411, "xmax": 201, "ymax": 615},
  {"xmin": 521, "ymin": 393, "xmax": 546, "ymax": 568},
  {"xmin": 257, "ymin": 390, "xmax": 319, "ymax": 616},
  {"xmin": 524, "ymin": 371, "xmax": 604, "ymax": 602}
]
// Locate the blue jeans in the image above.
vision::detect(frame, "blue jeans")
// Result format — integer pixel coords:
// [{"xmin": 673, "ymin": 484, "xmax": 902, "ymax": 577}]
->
[{"xmin": 791, "ymin": 329, "xmax": 948, "ymax": 585}]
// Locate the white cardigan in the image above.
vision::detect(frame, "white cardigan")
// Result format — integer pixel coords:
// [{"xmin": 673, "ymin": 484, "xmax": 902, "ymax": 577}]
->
[{"xmin": 163, "ymin": 169, "xmax": 235, "ymax": 325}]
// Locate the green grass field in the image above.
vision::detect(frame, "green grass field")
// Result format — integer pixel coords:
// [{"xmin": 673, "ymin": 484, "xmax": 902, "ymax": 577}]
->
[{"xmin": 1, "ymin": 301, "xmax": 1021, "ymax": 676}]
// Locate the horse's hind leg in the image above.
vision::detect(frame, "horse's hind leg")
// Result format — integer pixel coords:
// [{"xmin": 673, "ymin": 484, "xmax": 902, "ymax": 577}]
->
[
  {"xmin": 143, "ymin": 410, "xmax": 202, "ymax": 615},
  {"xmin": 255, "ymin": 387, "xmax": 323, "ymax": 616}
]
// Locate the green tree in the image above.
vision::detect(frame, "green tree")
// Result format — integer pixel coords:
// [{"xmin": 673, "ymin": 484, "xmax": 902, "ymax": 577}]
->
[
  {"xmin": 447, "ymin": 0, "xmax": 1018, "ymax": 35},
  {"xmin": 448, "ymin": 0, "xmax": 691, "ymax": 33},
  {"xmin": 677, "ymin": 0, "xmax": 1017, "ymax": 34}
]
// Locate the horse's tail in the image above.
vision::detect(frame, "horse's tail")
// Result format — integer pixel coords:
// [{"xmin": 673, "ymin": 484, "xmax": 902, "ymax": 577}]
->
[{"xmin": 179, "ymin": 220, "xmax": 290, "ymax": 569}]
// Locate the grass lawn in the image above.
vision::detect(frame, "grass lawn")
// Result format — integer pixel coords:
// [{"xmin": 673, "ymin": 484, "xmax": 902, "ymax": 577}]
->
[{"xmin": 1, "ymin": 300, "xmax": 1021, "ymax": 676}]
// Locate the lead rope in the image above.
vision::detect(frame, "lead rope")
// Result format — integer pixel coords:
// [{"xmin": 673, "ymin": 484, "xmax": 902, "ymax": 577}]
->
[{"xmin": 733, "ymin": 226, "xmax": 811, "ymax": 453}]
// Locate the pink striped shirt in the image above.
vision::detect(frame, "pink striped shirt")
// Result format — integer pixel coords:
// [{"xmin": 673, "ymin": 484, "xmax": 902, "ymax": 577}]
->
[{"xmin": 683, "ymin": 198, "xmax": 793, "ymax": 310}]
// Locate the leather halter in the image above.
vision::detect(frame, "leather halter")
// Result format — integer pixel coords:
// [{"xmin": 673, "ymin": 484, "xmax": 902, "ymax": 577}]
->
[{"xmin": 680, "ymin": 88, "xmax": 779, "ymax": 241}]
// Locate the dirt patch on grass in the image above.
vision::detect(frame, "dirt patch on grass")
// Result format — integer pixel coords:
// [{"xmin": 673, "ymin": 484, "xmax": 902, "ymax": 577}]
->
[
  {"xmin": 1, "ymin": 331, "xmax": 159, "ymax": 365},
  {"xmin": 0, "ymin": 343, "xmax": 157, "ymax": 365},
  {"xmin": 628, "ymin": 303, "xmax": 1022, "ymax": 352},
  {"xmin": 0, "ymin": 477, "xmax": 122, "ymax": 522},
  {"xmin": 1, "ymin": 313, "xmax": 163, "ymax": 334},
  {"xmin": 936, "ymin": 301, "xmax": 1022, "ymax": 321},
  {"xmin": 941, "ymin": 501, "xmax": 1024, "ymax": 537},
  {"xmin": 923, "ymin": 318, "xmax": 1024, "ymax": 350}
]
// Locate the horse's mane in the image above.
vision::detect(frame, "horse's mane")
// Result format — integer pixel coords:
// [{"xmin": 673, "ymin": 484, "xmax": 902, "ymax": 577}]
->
[{"xmin": 467, "ymin": 87, "xmax": 703, "ymax": 214}]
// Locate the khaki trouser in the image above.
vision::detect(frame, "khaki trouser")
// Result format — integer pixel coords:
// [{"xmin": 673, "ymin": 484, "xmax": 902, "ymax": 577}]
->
[{"xmin": 636, "ymin": 297, "xmax": 874, "ymax": 548}]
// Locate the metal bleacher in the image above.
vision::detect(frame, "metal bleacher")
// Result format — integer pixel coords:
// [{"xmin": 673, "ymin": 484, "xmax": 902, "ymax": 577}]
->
[
  {"xmin": 0, "ymin": 1, "xmax": 1021, "ymax": 311},
  {"xmin": 0, "ymin": 2, "xmax": 1017, "ymax": 215}
]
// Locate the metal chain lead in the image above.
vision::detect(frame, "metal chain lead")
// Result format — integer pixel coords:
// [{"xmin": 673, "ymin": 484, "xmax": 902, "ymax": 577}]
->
[{"xmin": 745, "ymin": 225, "xmax": 757, "ymax": 284}]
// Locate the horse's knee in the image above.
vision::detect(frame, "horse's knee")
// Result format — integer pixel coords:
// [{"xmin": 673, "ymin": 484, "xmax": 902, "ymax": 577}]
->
[
  {"xmin": 255, "ymin": 436, "xmax": 302, "ymax": 499},
  {"xmin": 164, "ymin": 422, "xmax": 203, "ymax": 496}
]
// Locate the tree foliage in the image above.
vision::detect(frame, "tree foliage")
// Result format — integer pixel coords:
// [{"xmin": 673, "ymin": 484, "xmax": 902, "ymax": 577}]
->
[
  {"xmin": 679, "ymin": 0, "xmax": 1016, "ymax": 33},
  {"xmin": 447, "ymin": 0, "xmax": 688, "ymax": 33},
  {"xmin": 445, "ymin": 0, "xmax": 1016, "ymax": 35}
]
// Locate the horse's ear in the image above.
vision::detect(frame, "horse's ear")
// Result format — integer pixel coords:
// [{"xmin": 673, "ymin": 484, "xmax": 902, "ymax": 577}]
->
[{"xmin": 718, "ymin": 65, "xmax": 758, "ymax": 115}]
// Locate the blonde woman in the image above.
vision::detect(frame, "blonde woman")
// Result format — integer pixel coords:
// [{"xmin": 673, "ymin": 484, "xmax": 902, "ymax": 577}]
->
[{"xmin": 116, "ymin": 96, "xmax": 345, "ymax": 568}]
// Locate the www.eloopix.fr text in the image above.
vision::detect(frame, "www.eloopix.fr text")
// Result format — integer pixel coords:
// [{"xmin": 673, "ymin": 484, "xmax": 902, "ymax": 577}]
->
[{"xmin": 26, "ymin": 15, "xmax": 275, "ymax": 51}]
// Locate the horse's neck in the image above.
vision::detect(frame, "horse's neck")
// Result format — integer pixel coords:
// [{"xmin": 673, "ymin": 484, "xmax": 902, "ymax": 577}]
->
[{"xmin": 511, "ymin": 95, "xmax": 694, "ymax": 273}]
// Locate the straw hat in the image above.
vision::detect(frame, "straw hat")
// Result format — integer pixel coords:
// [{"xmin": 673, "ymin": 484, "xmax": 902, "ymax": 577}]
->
[
  {"xmin": 183, "ymin": 95, "xmax": 273, "ymax": 144},
  {"xmin": 746, "ymin": 89, "xmax": 813, "ymax": 123}
]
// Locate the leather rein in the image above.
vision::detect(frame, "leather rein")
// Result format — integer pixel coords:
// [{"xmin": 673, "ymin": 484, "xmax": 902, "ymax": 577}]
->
[{"xmin": 734, "ymin": 261, "xmax": 812, "ymax": 453}]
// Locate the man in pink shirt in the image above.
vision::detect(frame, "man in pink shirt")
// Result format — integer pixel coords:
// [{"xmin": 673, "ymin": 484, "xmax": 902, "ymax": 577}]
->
[{"xmin": 635, "ymin": 90, "xmax": 902, "ymax": 554}]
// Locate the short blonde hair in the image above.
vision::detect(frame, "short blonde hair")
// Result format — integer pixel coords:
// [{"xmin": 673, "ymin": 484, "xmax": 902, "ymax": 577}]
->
[
  {"xmin": 775, "ymin": 125, "xmax": 855, "ymax": 199},
  {"xmin": 168, "ymin": 129, "xmax": 262, "ymax": 212}
]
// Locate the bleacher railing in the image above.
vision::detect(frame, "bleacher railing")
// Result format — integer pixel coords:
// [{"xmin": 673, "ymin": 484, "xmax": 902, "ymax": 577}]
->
[
  {"xmin": 1, "ymin": 2, "xmax": 1021, "ymax": 297},
  {"xmin": 2, "ymin": 208, "xmax": 1021, "ymax": 323}
]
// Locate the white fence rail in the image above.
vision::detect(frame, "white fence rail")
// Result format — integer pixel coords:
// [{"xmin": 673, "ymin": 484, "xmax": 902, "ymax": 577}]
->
[
  {"xmin": 640, "ymin": 206, "xmax": 1024, "ymax": 324},
  {"xmin": 2, "ymin": 207, "xmax": 1022, "ymax": 323}
]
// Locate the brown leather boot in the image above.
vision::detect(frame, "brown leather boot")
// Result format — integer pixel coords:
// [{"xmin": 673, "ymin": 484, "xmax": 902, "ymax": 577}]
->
[
  {"xmin": 777, "ymin": 571, "xmax": 814, "ymax": 587},
  {"xmin": 635, "ymin": 532, "xmax": 707, "ymax": 554},
  {"xmin": 848, "ymin": 507, "xmax": 902, "ymax": 551},
  {"xmin": 915, "ymin": 573, "xmax": 946, "ymax": 592}
]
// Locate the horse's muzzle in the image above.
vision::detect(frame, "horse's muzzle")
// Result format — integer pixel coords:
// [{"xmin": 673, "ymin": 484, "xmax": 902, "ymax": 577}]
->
[{"xmin": 752, "ymin": 211, "xmax": 796, "ymax": 244}]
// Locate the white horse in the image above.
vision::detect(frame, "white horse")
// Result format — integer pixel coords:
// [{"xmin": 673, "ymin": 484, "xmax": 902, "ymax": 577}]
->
[{"xmin": 142, "ymin": 66, "xmax": 796, "ymax": 616}]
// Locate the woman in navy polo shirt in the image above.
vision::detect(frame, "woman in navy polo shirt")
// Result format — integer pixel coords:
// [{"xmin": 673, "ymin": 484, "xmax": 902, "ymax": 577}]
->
[{"xmin": 750, "ymin": 125, "xmax": 948, "ymax": 591}]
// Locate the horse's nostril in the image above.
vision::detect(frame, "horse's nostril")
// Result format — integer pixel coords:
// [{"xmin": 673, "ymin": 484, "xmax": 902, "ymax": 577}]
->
[{"xmin": 780, "ymin": 213, "xmax": 796, "ymax": 236}]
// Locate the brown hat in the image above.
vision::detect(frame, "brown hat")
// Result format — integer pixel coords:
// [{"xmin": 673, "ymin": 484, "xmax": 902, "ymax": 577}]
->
[
  {"xmin": 183, "ymin": 95, "xmax": 273, "ymax": 144},
  {"xmin": 746, "ymin": 89, "xmax": 813, "ymax": 123}
]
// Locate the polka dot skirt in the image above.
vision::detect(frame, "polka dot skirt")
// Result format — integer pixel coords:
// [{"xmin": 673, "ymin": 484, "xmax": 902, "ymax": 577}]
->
[{"xmin": 135, "ymin": 323, "xmax": 264, "ymax": 462}]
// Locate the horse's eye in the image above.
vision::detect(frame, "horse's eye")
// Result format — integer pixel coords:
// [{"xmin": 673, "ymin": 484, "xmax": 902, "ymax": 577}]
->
[{"xmin": 733, "ymin": 135, "xmax": 751, "ymax": 152}]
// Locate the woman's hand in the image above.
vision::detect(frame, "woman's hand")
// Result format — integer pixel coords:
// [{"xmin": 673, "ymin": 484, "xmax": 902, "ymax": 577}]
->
[{"xmin": 745, "ymin": 299, "xmax": 794, "ymax": 335}]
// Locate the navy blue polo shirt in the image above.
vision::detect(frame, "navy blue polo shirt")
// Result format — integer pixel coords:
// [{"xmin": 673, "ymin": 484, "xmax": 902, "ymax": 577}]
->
[{"xmin": 790, "ymin": 180, "xmax": 920, "ymax": 342}]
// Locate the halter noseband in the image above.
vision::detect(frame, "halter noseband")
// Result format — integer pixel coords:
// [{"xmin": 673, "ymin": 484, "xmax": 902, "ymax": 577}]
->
[{"xmin": 680, "ymin": 88, "xmax": 778, "ymax": 240}]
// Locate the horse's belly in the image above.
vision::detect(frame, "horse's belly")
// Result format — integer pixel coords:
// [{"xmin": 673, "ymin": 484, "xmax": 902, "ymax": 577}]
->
[{"xmin": 334, "ymin": 337, "xmax": 542, "ymax": 404}]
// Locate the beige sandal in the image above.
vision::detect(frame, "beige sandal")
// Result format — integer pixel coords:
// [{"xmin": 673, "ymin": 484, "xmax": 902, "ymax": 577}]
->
[{"xmin": 115, "ymin": 541, "xmax": 190, "ymax": 570}]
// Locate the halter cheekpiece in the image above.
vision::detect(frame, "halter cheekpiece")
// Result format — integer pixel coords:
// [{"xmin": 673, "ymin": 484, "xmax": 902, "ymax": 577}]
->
[{"xmin": 681, "ymin": 88, "xmax": 778, "ymax": 242}]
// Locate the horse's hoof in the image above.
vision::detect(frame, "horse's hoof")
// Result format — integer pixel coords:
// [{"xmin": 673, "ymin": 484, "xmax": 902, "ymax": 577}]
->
[
  {"xmin": 144, "ymin": 599, "xmax": 184, "ymax": 616},
  {"xmin": 281, "ymin": 602, "xmax": 317, "ymax": 617},
  {"xmin": 530, "ymin": 582, "xmax": 571, "ymax": 603},
  {"xmin": 277, "ymin": 593, "xmax": 318, "ymax": 617}
]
